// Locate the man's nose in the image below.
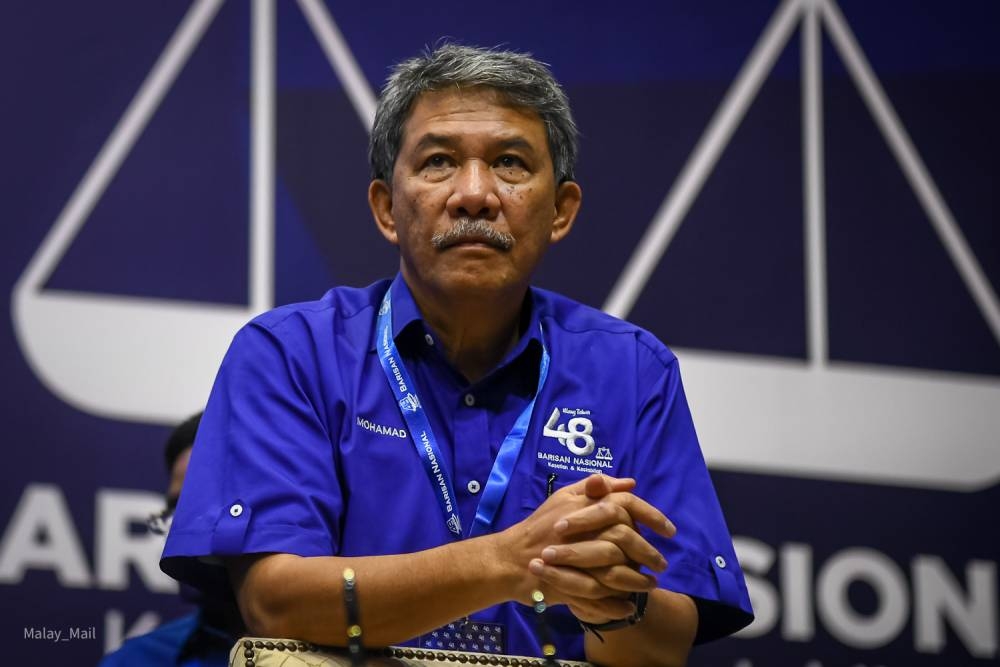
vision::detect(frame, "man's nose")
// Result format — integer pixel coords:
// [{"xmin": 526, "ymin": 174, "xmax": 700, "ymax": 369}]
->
[{"xmin": 446, "ymin": 160, "xmax": 500, "ymax": 219}]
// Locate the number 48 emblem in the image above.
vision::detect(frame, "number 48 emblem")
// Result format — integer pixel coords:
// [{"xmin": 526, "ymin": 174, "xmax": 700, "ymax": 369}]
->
[{"xmin": 542, "ymin": 407, "xmax": 596, "ymax": 456}]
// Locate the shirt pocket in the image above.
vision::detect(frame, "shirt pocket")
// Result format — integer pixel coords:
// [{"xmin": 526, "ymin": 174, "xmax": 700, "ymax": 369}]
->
[{"xmin": 519, "ymin": 454, "xmax": 598, "ymax": 510}]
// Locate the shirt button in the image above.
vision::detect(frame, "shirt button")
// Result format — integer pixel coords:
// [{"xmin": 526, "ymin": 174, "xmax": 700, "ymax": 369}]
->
[
  {"xmin": 229, "ymin": 503, "xmax": 243, "ymax": 518},
  {"xmin": 715, "ymin": 555, "xmax": 727, "ymax": 568},
  {"xmin": 467, "ymin": 480, "xmax": 481, "ymax": 494},
  {"xmin": 424, "ymin": 333, "xmax": 434, "ymax": 346},
  {"xmin": 463, "ymin": 393, "xmax": 475, "ymax": 407}
]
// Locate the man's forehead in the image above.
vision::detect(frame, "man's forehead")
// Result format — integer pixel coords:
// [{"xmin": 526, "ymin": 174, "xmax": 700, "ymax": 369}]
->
[{"xmin": 413, "ymin": 132, "xmax": 537, "ymax": 153}]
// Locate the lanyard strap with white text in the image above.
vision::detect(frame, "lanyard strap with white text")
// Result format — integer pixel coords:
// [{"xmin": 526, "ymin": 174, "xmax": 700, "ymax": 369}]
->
[{"xmin": 376, "ymin": 288, "xmax": 550, "ymax": 539}]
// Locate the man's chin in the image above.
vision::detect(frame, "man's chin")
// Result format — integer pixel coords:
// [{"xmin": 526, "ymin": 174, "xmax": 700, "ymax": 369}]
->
[{"xmin": 434, "ymin": 269, "xmax": 519, "ymax": 297}]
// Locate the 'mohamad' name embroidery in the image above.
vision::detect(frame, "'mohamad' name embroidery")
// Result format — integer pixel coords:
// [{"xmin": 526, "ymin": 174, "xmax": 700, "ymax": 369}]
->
[{"xmin": 357, "ymin": 416, "xmax": 407, "ymax": 439}]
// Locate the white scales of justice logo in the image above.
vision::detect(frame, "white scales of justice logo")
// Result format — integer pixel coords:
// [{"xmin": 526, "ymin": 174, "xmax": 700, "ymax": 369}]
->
[{"xmin": 12, "ymin": 0, "xmax": 1000, "ymax": 492}]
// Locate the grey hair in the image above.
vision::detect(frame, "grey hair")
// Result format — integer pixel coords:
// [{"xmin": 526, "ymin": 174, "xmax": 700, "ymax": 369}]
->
[{"xmin": 369, "ymin": 44, "xmax": 579, "ymax": 184}]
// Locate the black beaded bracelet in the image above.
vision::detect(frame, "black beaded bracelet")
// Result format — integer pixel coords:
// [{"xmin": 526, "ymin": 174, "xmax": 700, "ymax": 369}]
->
[
  {"xmin": 342, "ymin": 567, "xmax": 366, "ymax": 666},
  {"xmin": 530, "ymin": 590, "xmax": 559, "ymax": 667},
  {"xmin": 578, "ymin": 592, "xmax": 648, "ymax": 643}
]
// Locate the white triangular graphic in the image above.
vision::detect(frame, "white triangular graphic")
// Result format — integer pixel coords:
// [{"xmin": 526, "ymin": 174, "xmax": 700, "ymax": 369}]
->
[
  {"xmin": 11, "ymin": 0, "xmax": 376, "ymax": 424},
  {"xmin": 603, "ymin": 0, "xmax": 1000, "ymax": 490}
]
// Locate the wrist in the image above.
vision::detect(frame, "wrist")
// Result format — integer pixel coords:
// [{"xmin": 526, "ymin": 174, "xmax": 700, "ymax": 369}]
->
[
  {"xmin": 579, "ymin": 592, "xmax": 648, "ymax": 641},
  {"xmin": 479, "ymin": 530, "xmax": 525, "ymax": 600}
]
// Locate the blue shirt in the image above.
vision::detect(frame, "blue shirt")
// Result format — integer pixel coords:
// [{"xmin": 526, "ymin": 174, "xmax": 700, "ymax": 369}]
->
[
  {"xmin": 97, "ymin": 612, "xmax": 231, "ymax": 667},
  {"xmin": 161, "ymin": 276, "xmax": 753, "ymax": 658}
]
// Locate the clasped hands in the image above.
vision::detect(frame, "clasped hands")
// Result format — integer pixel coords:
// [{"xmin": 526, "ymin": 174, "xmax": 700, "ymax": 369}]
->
[{"xmin": 499, "ymin": 474, "xmax": 675, "ymax": 625}]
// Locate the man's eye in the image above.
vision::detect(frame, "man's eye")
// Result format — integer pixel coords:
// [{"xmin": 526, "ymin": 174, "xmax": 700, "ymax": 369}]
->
[
  {"xmin": 496, "ymin": 155, "xmax": 524, "ymax": 169},
  {"xmin": 425, "ymin": 155, "xmax": 451, "ymax": 169}
]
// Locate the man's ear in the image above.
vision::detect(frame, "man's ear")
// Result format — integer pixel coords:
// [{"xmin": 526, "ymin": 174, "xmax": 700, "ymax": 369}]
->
[
  {"xmin": 369, "ymin": 179, "xmax": 398, "ymax": 245},
  {"xmin": 550, "ymin": 181, "xmax": 582, "ymax": 244}
]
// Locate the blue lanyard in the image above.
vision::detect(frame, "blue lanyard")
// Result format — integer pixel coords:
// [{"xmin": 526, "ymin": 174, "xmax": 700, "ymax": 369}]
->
[{"xmin": 376, "ymin": 288, "xmax": 549, "ymax": 539}]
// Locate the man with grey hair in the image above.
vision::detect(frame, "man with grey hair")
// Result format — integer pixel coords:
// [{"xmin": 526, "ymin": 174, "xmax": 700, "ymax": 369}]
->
[{"xmin": 162, "ymin": 44, "xmax": 752, "ymax": 665}]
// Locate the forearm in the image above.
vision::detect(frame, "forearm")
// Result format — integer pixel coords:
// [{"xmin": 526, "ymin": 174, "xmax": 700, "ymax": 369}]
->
[
  {"xmin": 230, "ymin": 533, "xmax": 519, "ymax": 647},
  {"xmin": 227, "ymin": 475, "xmax": 658, "ymax": 649},
  {"xmin": 584, "ymin": 589, "xmax": 697, "ymax": 667}
]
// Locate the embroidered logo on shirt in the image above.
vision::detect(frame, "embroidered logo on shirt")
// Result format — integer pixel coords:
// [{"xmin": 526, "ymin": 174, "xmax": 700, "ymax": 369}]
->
[
  {"xmin": 356, "ymin": 415, "xmax": 408, "ymax": 439},
  {"xmin": 539, "ymin": 407, "xmax": 616, "ymax": 474},
  {"xmin": 542, "ymin": 406, "xmax": 597, "ymax": 456}
]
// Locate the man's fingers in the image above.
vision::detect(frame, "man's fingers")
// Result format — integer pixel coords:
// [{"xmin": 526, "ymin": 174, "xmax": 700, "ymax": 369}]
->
[
  {"xmin": 543, "ymin": 529, "xmax": 667, "ymax": 573},
  {"xmin": 528, "ymin": 558, "xmax": 618, "ymax": 600},
  {"xmin": 541, "ymin": 541, "xmax": 628, "ymax": 568},
  {"xmin": 601, "ymin": 524, "xmax": 668, "ymax": 572},
  {"xmin": 583, "ymin": 473, "xmax": 635, "ymax": 499},
  {"xmin": 560, "ymin": 474, "xmax": 635, "ymax": 499},
  {"xmin": 555, "ymin": 493, "xmax": 676, "ymax": 538},
  {"xmin": 539, "ymin": 543, "xmax": 660, "ymax": 591},
  {"xmin": 587, "ymin": 564, "xmax": 659, "ymax": 593},
  {"xmin": 555, "ymin": 500, "xmax": 633, "ymax": 536}
]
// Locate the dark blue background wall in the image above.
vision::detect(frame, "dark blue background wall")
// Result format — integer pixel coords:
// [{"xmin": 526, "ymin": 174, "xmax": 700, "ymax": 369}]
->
[{"xmin": 1, "ymin": 1, "xmax": 997, "ymax": 664}]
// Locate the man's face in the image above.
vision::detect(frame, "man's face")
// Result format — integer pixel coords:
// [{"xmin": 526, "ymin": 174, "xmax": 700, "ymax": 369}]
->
[{"xmin": 369, "ymin": 87, "xmax": 580, "ymax": 300}]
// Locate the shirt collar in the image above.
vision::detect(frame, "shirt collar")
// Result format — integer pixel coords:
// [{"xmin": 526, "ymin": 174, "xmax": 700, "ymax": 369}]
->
[
  {"xmin": 371, "ymin": 273, "xmax": 543, "ymax": 368},
  {"xmin": 387, "ymin": 272, "xmax": 425, "ymax": 340}
]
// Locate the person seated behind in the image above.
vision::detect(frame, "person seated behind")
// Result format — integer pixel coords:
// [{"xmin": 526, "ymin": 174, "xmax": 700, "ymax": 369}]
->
[{"xmin": 100, "ymin": 413, "xmax": 243, "ymax": 666}]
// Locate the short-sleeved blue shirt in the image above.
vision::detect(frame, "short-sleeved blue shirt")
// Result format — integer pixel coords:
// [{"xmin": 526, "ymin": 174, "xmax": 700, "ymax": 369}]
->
[{"xmin": 161, "ymin": 276, "xmax": 752, "ymax": 659}]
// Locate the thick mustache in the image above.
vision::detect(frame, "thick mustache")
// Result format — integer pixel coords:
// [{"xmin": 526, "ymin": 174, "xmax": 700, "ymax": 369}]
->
[{"xmin": 431, "ymin": 219, "xmax": 514, "ymax": 251}]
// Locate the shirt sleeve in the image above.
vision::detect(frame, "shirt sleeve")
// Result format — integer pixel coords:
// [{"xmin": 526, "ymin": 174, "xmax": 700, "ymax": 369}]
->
[
  {"xmin": 160, "ymin": 316, "xmax": 345, "ymax": 595},
  {"xmin": 631, "ymin": 341, "xmax": 754, "ymax": 643}
]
